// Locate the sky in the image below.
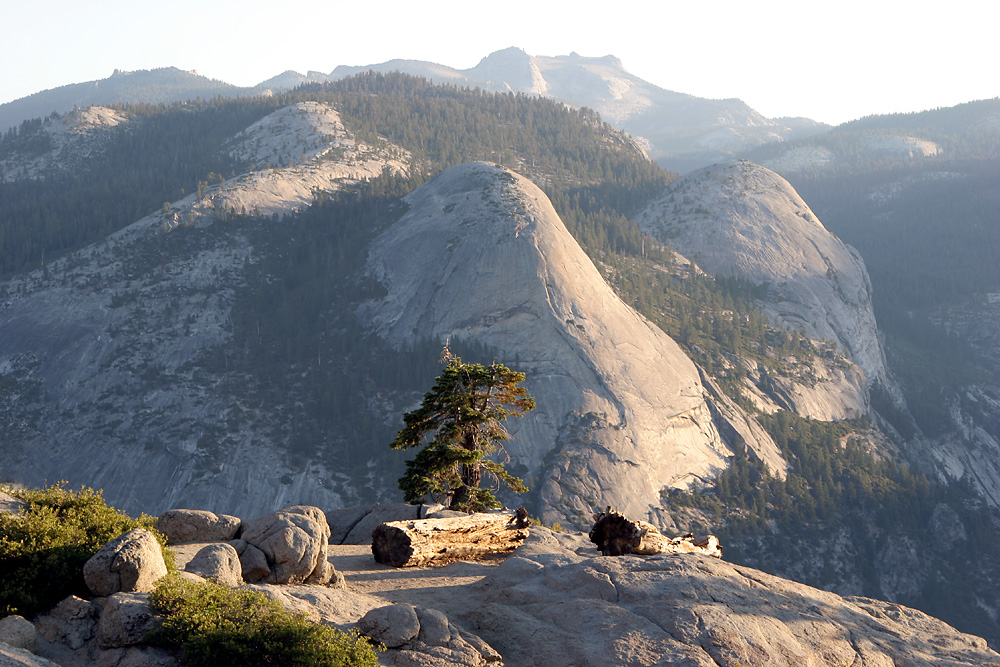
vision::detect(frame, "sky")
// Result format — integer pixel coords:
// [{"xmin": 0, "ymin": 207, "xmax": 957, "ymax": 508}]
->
[{"xmin": 1, "ymin": 0, "xmax": 996, "ymax": 126}]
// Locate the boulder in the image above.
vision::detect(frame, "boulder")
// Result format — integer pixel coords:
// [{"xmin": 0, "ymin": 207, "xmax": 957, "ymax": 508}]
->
[
  {"xmin": 155, "ymin": 509, "xmax": 241, "ymax": 544},
  {"xmin": 184, "ymin": 543, "xmax": 242, "ymax": 587},
  {"xmin": 358, "ymin": 603, "xmax": 502, "ymax": 666},
  {"xmin": 83, "ymin": 529, "xmax": 167, "ymax": 597},
  {"xmin": 32, "ymin": 596, "xmax": 99, "ymax": 652},
  {"xmin": 230, "ymin": 539, "xmax": 270, "ymax": 583},
  {"xmin": 89, "ymin": 646, "xmax": 177, "ymax": 667},
  {"xmin": 358, "ymin": 604, "xmax": 420, "ymax": 649},
  {"xmin": 240, "ymin": 506, "xmax": 334, "ymax": 584},
  {"xmin": 95, "ymin": 593, "xmax": 160, "ymax": 649},
  {"xmin": 0, "ymin": 643, "xmax": 62, "ymax": 667},
  {"xmin": 0, "ymin": 616, "xmax": 36, "ymax": 653},
  {"xmin": 326, "ymin": 504, "xmax": 377, "ymax": 545}
]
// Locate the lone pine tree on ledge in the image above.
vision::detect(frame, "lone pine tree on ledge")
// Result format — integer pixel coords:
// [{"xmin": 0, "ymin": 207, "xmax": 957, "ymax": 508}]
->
[{"xmin": 390, "ymin": 346, "xmax": 535, "ymax": 512}]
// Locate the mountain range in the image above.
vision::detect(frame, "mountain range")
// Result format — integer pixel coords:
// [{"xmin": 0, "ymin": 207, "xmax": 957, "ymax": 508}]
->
[
  {"xmin": 2, "ymin": 55, "xmax": 1000, "ymax": 649},
  {"xmin": 0, "ymin": 48, "xmax": 828, "ymax": 172}
]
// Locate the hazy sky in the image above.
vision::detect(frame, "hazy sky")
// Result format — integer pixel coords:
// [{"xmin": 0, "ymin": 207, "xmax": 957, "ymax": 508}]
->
[{"xmin": 2, "ymin": 0, "xmax": 995, "ymax": 126}]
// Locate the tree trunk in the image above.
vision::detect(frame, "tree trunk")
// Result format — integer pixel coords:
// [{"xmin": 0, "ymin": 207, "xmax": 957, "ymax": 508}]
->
[{"xmin": 372, "ymin": 511, "xmax": 530, "ymax": 567}]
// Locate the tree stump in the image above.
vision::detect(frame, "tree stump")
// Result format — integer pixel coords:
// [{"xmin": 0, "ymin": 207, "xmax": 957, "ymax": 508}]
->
[
  {"xmin": 372, "ymin": 510, "xmax": 530, "ymax": 567},
  {"xmin": 589, "ymin": 508, "xmax": 722, "ymax": 558}
]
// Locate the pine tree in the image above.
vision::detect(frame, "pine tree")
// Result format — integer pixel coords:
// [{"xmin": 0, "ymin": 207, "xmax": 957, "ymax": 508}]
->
[{"xmin": 390, "ymin": 349, "xmax": 535, "ymax": 511}]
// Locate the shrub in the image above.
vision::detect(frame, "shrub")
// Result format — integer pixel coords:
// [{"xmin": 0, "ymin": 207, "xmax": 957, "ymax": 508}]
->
[
  {"xmin": 0, "ymin": 481, "xmax": 171, "ymax": 617},
  {"xmin": 148, "ymin": 575, "xmax": 380, "ymax": 667}
]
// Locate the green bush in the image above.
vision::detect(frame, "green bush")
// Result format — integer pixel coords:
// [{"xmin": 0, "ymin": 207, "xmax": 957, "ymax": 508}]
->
[
  {"xmin": 148, "ymin": 575, "xmax": 380, "ymax": 667},
  {"xmin": 0, "ymin": 481, "xmax": 171, "ymax": 617}
]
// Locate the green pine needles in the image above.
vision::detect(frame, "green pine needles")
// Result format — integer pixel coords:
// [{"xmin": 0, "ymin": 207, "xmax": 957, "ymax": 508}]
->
[{"xmin": 390, "ymin": 350, "xmax": 535, "ymax": 512}]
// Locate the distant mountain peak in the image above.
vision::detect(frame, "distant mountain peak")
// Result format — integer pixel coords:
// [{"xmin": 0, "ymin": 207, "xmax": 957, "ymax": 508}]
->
[
  {"xmin": 475, "ymin": 46, "xmax": 530, "ymax": 62},
  {"xmin": 468, "ymin": 47, "xmax": 547, "ymax": 95}
]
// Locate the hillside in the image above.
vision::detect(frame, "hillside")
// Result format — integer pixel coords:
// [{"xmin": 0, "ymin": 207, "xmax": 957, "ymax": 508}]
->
[
  {"xmin": 360, "ymin": 162, "xmax": 790, "ymax": 526},
  {"xmin": 0, "ymin": 100, "xmax": 410, "ymax": 518},
  {"xmin": 0, "ymin": 77, "xmax": 736, "ymax": 521},
  {"xmin": 743, "ymin": 99, "xmax": 1000, "ymax": 502},
  {"xmin": 635, "ymin": 160, "xmax": 890, "ymax": 414},
  {"xmin": 0, "ymin": 67, "xmax": 245, "ymax": 133},
  {"xmin": 4, "ymin": 74, "xmax": 1000, "ymax": 646}
]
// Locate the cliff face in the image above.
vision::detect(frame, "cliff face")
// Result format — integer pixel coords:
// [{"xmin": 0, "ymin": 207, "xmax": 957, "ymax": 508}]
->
[
  {"xmin": 636, "ymin": 159, "xmax": 894, "ymax": 419},
  {"xmin": 359, "ymin": 162, "xmax": 784, "ymax": 526}
]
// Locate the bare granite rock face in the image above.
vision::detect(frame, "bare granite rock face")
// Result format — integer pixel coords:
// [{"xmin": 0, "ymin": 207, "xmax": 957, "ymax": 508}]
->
[
  {"xmin": 636, "ymin": 159, "xmax": 894, "ymax": 417},
  {"xmin": 0, "ymin": 643, "xmax": 63, "ymax": 667},
  {"xmin": 240, "ymin": 505, "xmax": 335, "ymax": 585},
  {"xmin": 358, "ymin": 604, "xmax": 503, "ymax": 667},
  {"xmin": 183, "ymin": 543, "xmax": 243, "ymax": 587},
  {"xmin": 360, "ymin": 161, "xmax": 784, "ymax": 527},
  {"xmin": 0, "ymin": 490, "xmax": 26, "ymax": 515},
  {"xmin": 358, "ymin": 603, "xmax": 421, "ymax": 648},
  {"xmin": 229, "ymin": 539, "xmax": 271, "ymax": 583},
  {"xmin": 456, "ymin": 530, "xmax": 1000, "ymax": 667},
  {"xmin": 155, "ymin": 509, "xmax": 241, "ymax": 545},
  {"xmin": 33, "ymin": 594, "xmax": 174, "ymax": 667},
  {"xmin": 0, "ymin": 616, "xmax": 37, "ymax": 653},
  {"xmin": 95, "ymin": 593, "xmax": 160, "ymax": 650},
  {"xmin": 83, "ymin": 530, "xmax": 167, "ymax": 597},
  {"xmin": 32, "ymin": 596, "xmax": 99, "ymax": 665}
]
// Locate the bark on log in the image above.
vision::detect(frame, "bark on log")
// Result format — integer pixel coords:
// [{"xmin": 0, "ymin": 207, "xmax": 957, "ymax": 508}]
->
[
  {"xmin": 589, "ymin": 508, "xmax": 722, "ymax": 558},
  {"xmin": 372, "ymin": 511, "xmax": 530, "ymax": 567}
]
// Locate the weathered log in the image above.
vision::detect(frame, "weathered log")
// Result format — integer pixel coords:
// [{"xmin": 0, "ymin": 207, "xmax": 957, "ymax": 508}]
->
[
  {"xmin": 589, "ymin": 508, "xmax": 722, "ymax": 558},
  {"xmin": 372, "ymin": 510, "xmax": 530, "ymax": 567}
]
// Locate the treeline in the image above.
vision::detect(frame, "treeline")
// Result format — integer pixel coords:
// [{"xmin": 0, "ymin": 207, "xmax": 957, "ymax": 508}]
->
[
  {"xmin": 743, "ymin": 98, "xmax": 1000, "ymax": 174},
  {"xmin": 793, "ymin": 160, "xmax": 1000, "ymax": 312},
  {"xmin": 285, "ymin": 72, "xmax": 670, "ymax": 199}
]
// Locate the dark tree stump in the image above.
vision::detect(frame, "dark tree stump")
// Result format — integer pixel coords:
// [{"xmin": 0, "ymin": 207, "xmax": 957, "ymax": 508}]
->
[
  {"xmin": 589, "ymin": 507, "xmax": 722, "ymax": 558},
  {"xmin": 589, "ymin": 508, "xmax": 643, "ymax": 555}
]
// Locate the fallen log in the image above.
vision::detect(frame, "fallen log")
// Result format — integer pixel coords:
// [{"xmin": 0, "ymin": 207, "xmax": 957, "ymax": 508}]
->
[
  {"xmin": 372, "ymin": 509, "xmax": 530, "ymax": 567},
  {"xmin": 589, "ymin": 508, "xmax": 722, "ymax": 558}
]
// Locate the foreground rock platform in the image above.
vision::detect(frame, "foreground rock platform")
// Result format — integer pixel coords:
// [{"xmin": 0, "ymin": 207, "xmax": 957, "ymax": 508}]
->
[
  {"xmin": 14, "ymin": 518, "xmax": 1000, "ymax": 666},
  {"xmin": 333, "ymin": 528, "xmax": 1000, "ymax": 667}
]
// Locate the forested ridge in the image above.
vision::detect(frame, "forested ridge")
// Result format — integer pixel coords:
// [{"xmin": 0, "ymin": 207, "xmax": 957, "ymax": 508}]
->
[
  {"xmin": 4, "ymin": 73, "xmax": 1000, "ymax": 645},
  {"xmin": 0, "ymin": 97, "xmax": 280, "ymax": 276}
]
